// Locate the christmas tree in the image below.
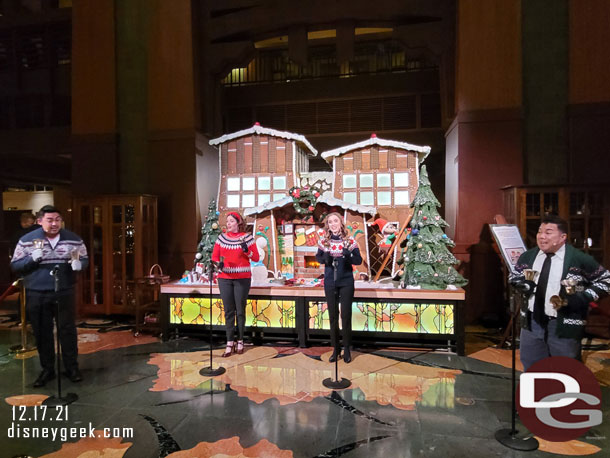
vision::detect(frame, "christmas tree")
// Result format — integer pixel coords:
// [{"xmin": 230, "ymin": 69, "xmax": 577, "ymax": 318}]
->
[
  {"xmin": 397, "ymin": 165, "xmax": 467, "ymax": 289},
  {"xmin": 194, "ymin": 199, "xmax": 221, "ymax": 273}
]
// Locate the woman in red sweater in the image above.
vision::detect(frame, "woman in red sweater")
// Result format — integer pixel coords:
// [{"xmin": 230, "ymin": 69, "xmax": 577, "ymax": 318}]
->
[{"xmin": 212, "ymin": 212, "xmax": 259, "ymax": 356}]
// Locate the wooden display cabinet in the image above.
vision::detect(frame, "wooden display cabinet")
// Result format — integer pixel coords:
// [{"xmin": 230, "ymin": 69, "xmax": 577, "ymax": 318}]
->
[
  {"xmin": 502, "ymin": 185, "xmax": 609, "ymax": 266},
  {"xmin": 73, "ymin": 195, "xmax": 158, "ymax": 316}
]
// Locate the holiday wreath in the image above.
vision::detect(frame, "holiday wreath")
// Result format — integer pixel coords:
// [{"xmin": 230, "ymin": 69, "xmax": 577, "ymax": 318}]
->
[{"xmin": 288, "ymin": 186, "xmax": 321, "ymax": 216}]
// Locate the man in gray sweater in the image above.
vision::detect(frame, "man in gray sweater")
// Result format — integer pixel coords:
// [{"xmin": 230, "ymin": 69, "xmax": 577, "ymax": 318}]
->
[{"xmin": 11, "ymin": 205, "xmax": 88, "ymax": 387}]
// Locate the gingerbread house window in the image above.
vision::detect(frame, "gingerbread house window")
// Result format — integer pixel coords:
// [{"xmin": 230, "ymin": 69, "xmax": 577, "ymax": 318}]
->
[
  {"xmin": 360, "ymin": 174, "xmax": 373, "ymax": 187},
  {"xmin": 339, "ymin": 170, "xmax": 409, "ymax": 207},
  {"xmin": 225, "ymin": 174, "xmax": 290, "ymax": 210}
]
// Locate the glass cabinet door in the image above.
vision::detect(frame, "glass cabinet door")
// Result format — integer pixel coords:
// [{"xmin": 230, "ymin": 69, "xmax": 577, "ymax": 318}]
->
[
  {"xmin": 570, "ymin": 190, "xmax": 605, "ymax": 264},
  {"xmin": 74, "ymin": 195, "xmax": 157, "ymax": 316},
  {"xmin": 78, "ymin": 203, "xmax": 104, "ymax": 310},
  {"xmin": 110, "ymin": 202, "xmax": 137, "ymax": 311}
]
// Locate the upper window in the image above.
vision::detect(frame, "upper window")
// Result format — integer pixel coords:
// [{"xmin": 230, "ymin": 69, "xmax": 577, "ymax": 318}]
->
[
  {"xmin": 225, "ymin": 175, "xmax": 290, "ymax": 209},
  {"xmin": 340, "ymin": 171, "xmax": 411, "ymax": 207}
]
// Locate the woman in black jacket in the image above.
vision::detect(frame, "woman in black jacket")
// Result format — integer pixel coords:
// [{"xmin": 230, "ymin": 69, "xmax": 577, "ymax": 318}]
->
[{"xmin": 316, "ymin": 212, "xmax": 362, "ymax": 363}]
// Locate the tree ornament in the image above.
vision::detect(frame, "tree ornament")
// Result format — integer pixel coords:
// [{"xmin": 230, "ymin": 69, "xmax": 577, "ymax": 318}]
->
[
  {"xmin": 423, "ymin": 216, "xmax": 428, "ymax": 221},
  {"xmin": 418, "ymin": 243, "xmax": 423, "ymax": 248},
  {"xmin": 195, "ymin": 252, "xmax": 202, "ymax": 260},
  {"xmin": 211, "ymin": 222, "xmax": 218, "ymax": 230}
]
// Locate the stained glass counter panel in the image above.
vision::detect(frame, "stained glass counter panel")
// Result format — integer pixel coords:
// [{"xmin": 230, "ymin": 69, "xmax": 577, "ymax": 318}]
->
[
  {"xmin": 170, "ymin": 297, "xmax": 296, "ymax": 329},
  {"xmin": 308, "ymin": 300, "xmax": 454, "ymax": 334}
]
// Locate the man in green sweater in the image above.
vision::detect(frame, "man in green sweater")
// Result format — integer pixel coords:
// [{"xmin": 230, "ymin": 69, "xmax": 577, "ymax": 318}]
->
[{"xmin": 511, "ymin": 215, "xmax": 610, "ymax": 371}]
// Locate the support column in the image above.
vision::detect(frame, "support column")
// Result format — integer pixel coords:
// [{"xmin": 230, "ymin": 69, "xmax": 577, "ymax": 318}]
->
[
  {"xmin": 71, "ymin": 0, "xmax": 118, "ymax": 194},
  {"xmin": 447, "ymin": 0, "xmax": 523, "ymax": 323}
]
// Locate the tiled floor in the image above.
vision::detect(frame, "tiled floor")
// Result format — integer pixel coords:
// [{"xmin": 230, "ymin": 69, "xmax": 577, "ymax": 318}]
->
[{"xmin": 0, "ymin": 318, "xmax": 608, "ymax": 458}]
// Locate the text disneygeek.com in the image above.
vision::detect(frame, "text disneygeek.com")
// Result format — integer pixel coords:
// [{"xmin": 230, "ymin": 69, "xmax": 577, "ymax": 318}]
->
[
  {"xmin": 8, "ymin": 423, "xmax": 134, "ymax": 442},
  {"xmin": 7, "ymin": 405, "xmax": 134, "ymax": 442}
]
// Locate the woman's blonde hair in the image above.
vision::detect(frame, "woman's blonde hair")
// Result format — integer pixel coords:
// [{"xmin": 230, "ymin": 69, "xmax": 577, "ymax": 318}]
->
[
  {"xmin": 323, "ymin": 212, "xmax": 347, "ymax": 240},
  {"xmin": 226, "ymin": 211, "xmax": 246, "ymax": 233}
]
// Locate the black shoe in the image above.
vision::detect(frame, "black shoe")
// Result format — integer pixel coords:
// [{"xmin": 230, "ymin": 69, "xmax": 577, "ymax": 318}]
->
[
  {"xmin": 33, "ymin": 370, "xmax": 55, "ymax": 388},
  {"xmin": 343, "ymin": 349, "xmax": 352, "ymax": 364},
  {"xmin": 64, "ymin": 368, "xmax": 83, "ymax": 383},
  {"xmin": 329, "ymin": 351, "xmax": 341, "ymax": 363}
]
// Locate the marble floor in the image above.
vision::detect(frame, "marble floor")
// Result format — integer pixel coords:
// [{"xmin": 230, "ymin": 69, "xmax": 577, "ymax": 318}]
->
[{"xmin": 0, "ymin": 317, "xmax": 609, "ymax": 458}]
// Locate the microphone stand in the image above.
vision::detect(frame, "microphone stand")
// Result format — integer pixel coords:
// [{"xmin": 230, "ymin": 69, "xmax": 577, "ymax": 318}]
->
[
  {"xmin": 44, "ymin": 265, "xmax": 78, "ymax": 407},
  {"xmin": 323, "ymin": 257, "xmax": 351, "ymax": 389},
  {"xmin": 200, "ymin": 260, "xmax": 226, "ymax": 377},
  {"xmin": 495, "ymin": 286, "xmax": 538, "ymax": 450}
]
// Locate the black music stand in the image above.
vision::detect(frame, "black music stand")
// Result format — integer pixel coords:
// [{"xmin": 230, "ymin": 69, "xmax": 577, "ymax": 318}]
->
[
  {"xmin": 44, "ymin": 266, "xmax": 78, "ymax": 407},
  {"xmin": 200, "ymin": 261, "xmax": 226, "ymax": 377},
  {"xmin": 495, "ymin": 287, "xmax": 538, "ymax": 451}
]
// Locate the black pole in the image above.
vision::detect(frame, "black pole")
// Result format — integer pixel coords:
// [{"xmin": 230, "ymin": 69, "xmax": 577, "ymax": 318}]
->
[
  {"xmin": 323, "ymin": 257, "xmax": 350, "ymax": 389},
  {"xmin": 44, "ymin": 266, "xmax": 78, "ymax": 407},
  {"xmin": 200, "ymin": 261, "xmax": 226, "ymax": 377},
  {"xmin": 495, "ymin": 288, "xmax": 538, "ymax": 450}
]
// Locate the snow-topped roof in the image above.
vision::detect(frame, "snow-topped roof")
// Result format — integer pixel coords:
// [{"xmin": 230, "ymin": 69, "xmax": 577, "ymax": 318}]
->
[
  {"xmin": 320, "ymin": 135, "xmax": 430, "ymax": 163},
  {"xmin": 209, "ymin": 123, "xmax": 318, "ymax": 156},
  {"xmin": 244, "ymin": 193, "xmax": 377, "ymax": 217},
  {"xmin": 244, "ymin": 196, "xmax": 293, "ymax": 216},
  {"xmin": 317, "ymin": 194, "xmax": 377, "ymax": 216}
]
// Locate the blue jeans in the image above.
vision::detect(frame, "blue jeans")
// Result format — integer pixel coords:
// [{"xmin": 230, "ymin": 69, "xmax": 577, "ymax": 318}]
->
[{"xmin": 519, "ymin": 318, "xmax": 581, "ymax": 371}]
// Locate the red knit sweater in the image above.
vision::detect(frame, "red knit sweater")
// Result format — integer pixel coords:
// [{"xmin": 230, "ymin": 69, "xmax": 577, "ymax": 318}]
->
[{"xmin": 212, "ymin": 232, "xmax": 260, "ymax": 279}]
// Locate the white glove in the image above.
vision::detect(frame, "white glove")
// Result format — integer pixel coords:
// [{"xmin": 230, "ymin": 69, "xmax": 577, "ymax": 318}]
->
[
  {"xmin": 71, "ymin": 259, "xmax": 82, "ymax": 271},
  {"xmin": 31, "ymin": 249, "xmax": 43, "ymax": 262}
]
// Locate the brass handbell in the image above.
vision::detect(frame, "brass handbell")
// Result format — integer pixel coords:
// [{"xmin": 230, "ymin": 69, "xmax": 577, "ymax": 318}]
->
[
  {"xmin": 561, "ymin": 278, "xmax": 578, "ymax": 295},
  {"xmin": 550, "ymin": 295, "xmax": 567, "ymax": 310},
  {"xmin": 32, "ymin": 238, "xmax": 44, "ymax": 250},
  {"xmin": 523, "ymin": 269, "xmax": 538, "ymax": 281}
]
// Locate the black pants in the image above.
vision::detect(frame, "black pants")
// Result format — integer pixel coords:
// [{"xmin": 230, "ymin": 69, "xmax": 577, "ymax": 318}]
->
[
  {"xmin": 218, "ymin": 278, "xmax": 251, "ymax": 342},
  {"xmin": 27, "ymin": 290, "xmax": 79, "ymax": 372},
  {"xmin": 324, "ymin": 283, "xmax": 354, "ymax": 351}
]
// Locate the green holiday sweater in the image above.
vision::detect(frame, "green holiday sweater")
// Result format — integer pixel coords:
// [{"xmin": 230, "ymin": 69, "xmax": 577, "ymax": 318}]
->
[{"xmin": 511, "ymin": 244, "xmax": 610, "ymax": 339}]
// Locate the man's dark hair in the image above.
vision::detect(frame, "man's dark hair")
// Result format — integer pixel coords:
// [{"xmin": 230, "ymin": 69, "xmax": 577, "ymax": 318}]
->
[
  {"xmin": 38, "ymin": 205, "xmax": 61, "ymax": 217},
  {"xmin": 541, "ymin": 214, "xmax": 568, "ymax": 234},
  {"xmin": 20, "ymin": 212, "xmax": 36, "ymax": 223}
]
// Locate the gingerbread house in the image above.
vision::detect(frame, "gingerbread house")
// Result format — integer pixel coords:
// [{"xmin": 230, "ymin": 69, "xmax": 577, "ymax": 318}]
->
[
  {"xmin": 320, "ymin": 134, "xmax": 430, "ymax": 224},
  {"xmin": 244, "ymin": 194, "xmax": 376, "ymax": 282},
  {"xmin": 320, "ymin": 135, "xmax": 431, "ymax": 278},
  {"xmin": 209, "ymin": 123, "xmax": 318, "ymax": 226}
]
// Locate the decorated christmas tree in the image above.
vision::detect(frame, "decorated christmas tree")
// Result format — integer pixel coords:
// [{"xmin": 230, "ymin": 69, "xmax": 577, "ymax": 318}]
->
[
  {"xmin": 194, "ymin": 199, "xmax": 221, "ymax": 272},
  {"xmin": 397, "ymin": 165, "xmax": 467, "ymax": 289}
]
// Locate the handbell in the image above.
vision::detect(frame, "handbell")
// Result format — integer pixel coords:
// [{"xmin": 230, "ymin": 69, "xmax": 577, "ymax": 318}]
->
[
  {"xmin": 550, "ymin": 295, "xmax": 567, "ymax": 310},
  {"xmin": 70, "ymin": 247, "xmax": 81, "ymax": 262},
  {"xmin": 560, "ymin": 278, "xmax": 577, "ymax": 295},
  {"xmin": 32, "ymin": 238, "xmax": 44, "ymax": 250},
  {"xmin": 523, "ymin": 269, "xmax": 538, "ymax": 282}
]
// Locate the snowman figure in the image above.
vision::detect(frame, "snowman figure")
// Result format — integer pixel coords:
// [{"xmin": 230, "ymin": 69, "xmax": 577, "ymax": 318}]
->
[{"xmin": 250, "ymin": 237, "xmax": 269, "ymax": 283}]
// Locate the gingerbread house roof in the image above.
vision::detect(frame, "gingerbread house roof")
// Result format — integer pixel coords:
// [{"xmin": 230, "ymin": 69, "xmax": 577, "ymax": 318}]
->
[
  {"xmin": 320, "ymin": 135, "xmax": 430, "ymax": 163},
  {"xmin": 244, "ymin": 193, "xmax": 377, "ymax": 217},
  {"xmin": 209, "ymin": 123, "xmax": 318, "ymax": 156}
]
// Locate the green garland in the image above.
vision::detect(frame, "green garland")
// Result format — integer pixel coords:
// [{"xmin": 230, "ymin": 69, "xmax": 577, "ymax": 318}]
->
[{"xmin": 288, "ymin": 186, "xmax": 321, "ymax": 216}]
